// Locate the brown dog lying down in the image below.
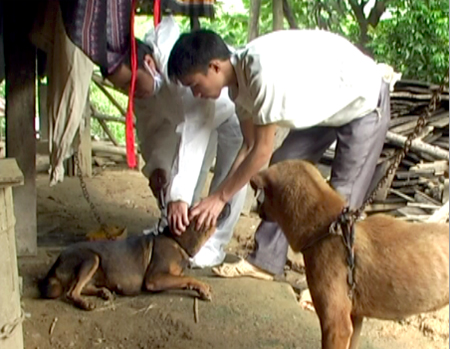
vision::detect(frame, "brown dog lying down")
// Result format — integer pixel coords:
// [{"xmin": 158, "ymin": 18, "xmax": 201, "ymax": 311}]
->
[
  {"xmin": 250, "ymin": 160, "xmax": 449, "ymax": 349},
  {"xmin": 39, "ymin": 214, "xmax": 226, "ymax": 310}
]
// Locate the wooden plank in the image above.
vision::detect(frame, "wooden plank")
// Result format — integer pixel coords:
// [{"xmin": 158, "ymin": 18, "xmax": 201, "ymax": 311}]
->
[
  {"xmin": 0, "ymin": 186, "xmax": 24, "ymax": 349},
  {"xmin": 0, "ymin": 159, "xmax": 24, "ymax": 188},
  {"xmin": 390, "ymin": 120, "xmax": 421, "ymax": 134},
  {"xmin": 397, "ymin": 206, "xmax": 429, "ymax": 217},
  {"xmin": 389, "ymin": 115, "xmax": 419, "ymax": 128},
  {"xmin": 410, "ymin": 160, "xmax": 448, "ymax": 176},
  {"xmin": 4, "ymin": 0, "xmax": 38, "ymax": 256},
  {"xmin": 407, "ymin": 202, "xmax": 441, "ymax": 210},
  {"xmin": 388, "ymin": 188, "xmax": 415, "ymax": 202},
  {"xmin": 414, "ymin": 190, "xmax": 443, "ymax": 206},
  {"xmin": 365, "ymin": 203, "xmax": 405, "ymax": 212}
]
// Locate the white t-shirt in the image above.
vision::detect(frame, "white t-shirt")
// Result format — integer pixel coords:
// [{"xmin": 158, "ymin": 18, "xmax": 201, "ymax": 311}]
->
[{"xmin": 228, "ymin": 29, "xmax": 387, "ymax": 129}]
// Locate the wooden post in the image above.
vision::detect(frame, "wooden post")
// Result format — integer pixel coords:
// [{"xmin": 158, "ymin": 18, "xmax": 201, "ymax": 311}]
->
[
  {"xmin": 248, "ymin": 0, "xmax": 261, "ymax": 42},
  {"xmin": 38, "ymin": 82, "xmax": 49, "ymax": 141},
  {"xmin": 0, "ymin": 159, "xmax": 24, "ymax": 349},
  {"xmin": 4, "ymin": 0, "xmax": 38, "ymax": 256},
  {"xmin": 78, "ymin": 97, "xmax": 92, "ymax": 177},
  {"xmin": 273, "ymin": 0, "xmax": 284, "ymax": 31}
]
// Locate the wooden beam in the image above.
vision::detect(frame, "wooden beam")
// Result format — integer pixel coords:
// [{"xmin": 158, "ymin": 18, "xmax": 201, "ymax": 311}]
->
[
  {"xmin": 273, "ymin": 0, "xmax": 284, "ymax": 31},
  {"xmin": 248, "ymin": 0, "xmax": 261, "ymax": 42},
  {"xmin": 4, "ymin": 0, "xmax": 38, "ymax": 256}
]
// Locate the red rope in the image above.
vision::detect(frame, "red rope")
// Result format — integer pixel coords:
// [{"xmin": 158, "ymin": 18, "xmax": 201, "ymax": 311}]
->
[
  {"xmin": 154, "ymin": 0, "xmax": 161, "ymax": 26},
  {"xmin": 125, "ymin": 0, "xmax": 138, "ymax": 168}
]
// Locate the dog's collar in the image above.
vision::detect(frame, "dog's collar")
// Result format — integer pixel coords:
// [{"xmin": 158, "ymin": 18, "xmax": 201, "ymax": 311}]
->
[{"xmin": 301, "ymin": 207, "xmax": 357, "ymax": 299}]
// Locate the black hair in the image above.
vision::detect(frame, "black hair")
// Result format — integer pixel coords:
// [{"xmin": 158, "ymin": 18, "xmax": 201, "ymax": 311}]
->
[
  {"xmin": 167, "ymin": 29, "xmax": 231, "ymax": 81},
  {"xmin": 122, "ymin": 39, "xmax": 154, "ymax": 70}
]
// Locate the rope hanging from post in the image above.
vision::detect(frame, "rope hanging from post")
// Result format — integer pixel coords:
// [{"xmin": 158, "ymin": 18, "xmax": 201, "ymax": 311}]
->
[
  {"xmin": 125, "ymin": 0, "xmax": 138, "ymax": 168},
  {"xmin": 154, "ymin": 0, "xmax": 161, "ymax": 27}
]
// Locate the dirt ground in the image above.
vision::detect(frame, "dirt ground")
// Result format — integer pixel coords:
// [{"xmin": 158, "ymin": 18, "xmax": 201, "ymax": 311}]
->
[{"xmin": 18, "ymin": 163, "xmax": 449, "ymax": 349}]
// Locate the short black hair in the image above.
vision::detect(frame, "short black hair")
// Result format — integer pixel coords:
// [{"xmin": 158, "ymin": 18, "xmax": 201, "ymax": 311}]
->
[
  {"xmin": 123, "ymin": 39, "xmax": 154, "ymax": 70},
  {"xmin": 168, "ymin": 29, "xmax": 231, "ymax": 81}
]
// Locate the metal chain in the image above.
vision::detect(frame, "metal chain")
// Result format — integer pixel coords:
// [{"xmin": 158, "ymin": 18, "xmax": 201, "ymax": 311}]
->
[
  {"xmin": 350, "ymin": 82, "xmax": 446, "ymax": 221},
  {"xmin": 332, "ymin": 80, "xmax": 447, "ymax": 299},
  {"xmin": 73, "ymin": 151, "xmax": 105, "ymax": 227}
]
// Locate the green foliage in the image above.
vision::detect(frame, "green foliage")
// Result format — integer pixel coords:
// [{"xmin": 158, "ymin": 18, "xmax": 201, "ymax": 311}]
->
[
  {"xmin": 369, "ymin": 0, "xmax": 449, "ymax": 84},
  {"xmin": 2, "ymin": 2, "xmax": 448, "ymax": 144}
]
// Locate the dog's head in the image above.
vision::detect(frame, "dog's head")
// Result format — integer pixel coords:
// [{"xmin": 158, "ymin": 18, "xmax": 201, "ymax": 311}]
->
[{"xmin": 250, "ymin": 160, "xmax": 345, "ymax": 251}]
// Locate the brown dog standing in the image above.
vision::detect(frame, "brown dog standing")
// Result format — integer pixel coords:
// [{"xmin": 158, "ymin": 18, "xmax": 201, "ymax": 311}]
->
[
  {"xmin": 39, "ymin": 220, "xmax": 217, "ymax": 311},
  {"xmin": 250, "ymin": 159, "xmax": 449, "ymax": 349}
]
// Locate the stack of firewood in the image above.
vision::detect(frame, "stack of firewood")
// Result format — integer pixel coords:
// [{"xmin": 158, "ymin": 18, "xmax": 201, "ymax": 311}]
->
[{"xmin": 321, "ymin": 80, "xmax": 449, "ymax": 222}]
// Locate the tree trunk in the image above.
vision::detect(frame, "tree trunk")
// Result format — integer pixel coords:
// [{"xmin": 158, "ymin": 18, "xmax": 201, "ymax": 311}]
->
[
  {"xmin": 248, "ymin": 0, "xmax": 261, "ymax": 42},
  {"xmin": 283, "ymin": 0, "xmax": 298, "ymax": 29},
  {"xmin": 273, "ymin": 0, "xmax": 284, "ymax": 31}
]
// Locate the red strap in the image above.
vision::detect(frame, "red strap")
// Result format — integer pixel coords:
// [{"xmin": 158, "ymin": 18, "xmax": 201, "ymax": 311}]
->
[
  {"xmin": 154, "ymin": 0, "xmax": 161, "ymax": 27},
  {"xmin": 125, "ymin": 0, "xmax": 137, "ymax": 168}
]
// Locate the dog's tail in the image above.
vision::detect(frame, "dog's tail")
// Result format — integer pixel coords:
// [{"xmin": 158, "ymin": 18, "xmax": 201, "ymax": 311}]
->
[{"xmin": 38, "ymin": 258, "xmax": 63, "ymax": 299}]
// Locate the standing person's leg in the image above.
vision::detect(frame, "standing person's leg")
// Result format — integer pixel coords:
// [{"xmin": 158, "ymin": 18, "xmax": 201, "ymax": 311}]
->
[
  {"xmin": 191, "ymin": 116, "xmax": 246, "ymax": 267},
  {"xmin": 214, "ymin": 127, "xmax": 336, "ymax": 278},
  {"xmin": 331, "ymin": 81, "xmax": 390, "ymax": 208}
]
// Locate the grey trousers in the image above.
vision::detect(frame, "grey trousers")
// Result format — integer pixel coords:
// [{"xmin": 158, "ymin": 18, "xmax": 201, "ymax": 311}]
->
[{"xmin": 247, "ymin": 81, "xmax": 391, "ymax": 275}]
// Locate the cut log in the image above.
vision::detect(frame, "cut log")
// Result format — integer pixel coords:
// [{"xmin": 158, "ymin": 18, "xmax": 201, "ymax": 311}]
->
[{"xmin": 385, "ymin": 131, "xmax": 449, "ymax": 160}]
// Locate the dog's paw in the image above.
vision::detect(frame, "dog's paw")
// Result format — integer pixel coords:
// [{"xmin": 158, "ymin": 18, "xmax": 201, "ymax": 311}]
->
[
  {"xmin": 99, "ymin": 288, "xmax": 114, "ymax": 301},
  {"xmin": 76, "ymin": 299, "xmax": 96, "ymax": 311},
  {"xmin": 197, "ymin": 284, "xmax": 212, "ymax": 301}
]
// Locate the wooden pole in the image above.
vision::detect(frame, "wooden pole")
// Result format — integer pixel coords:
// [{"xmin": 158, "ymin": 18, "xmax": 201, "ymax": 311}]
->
[
  {"xmin": 273, "ymin": 0, "xmax": 284, "ymax": 31},
  {"xmin": 4, "ymin": 0, "xmax": 38, "ymax": 256},
  {"xmin": 248, "ymin": 0, "xmax": 261, "ymax": 42},
  {"xmin": 0, "ymin": 159, "xmax": 24, "ymax": 349}
]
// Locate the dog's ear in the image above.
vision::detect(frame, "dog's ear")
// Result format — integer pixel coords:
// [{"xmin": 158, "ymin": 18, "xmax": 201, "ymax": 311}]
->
[{"xmin": 250, "ymin": 172, "xmax": 266, "ymax": 198}]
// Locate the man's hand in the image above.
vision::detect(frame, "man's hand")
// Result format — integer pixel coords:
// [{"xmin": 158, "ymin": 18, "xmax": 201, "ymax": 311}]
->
[
  {"xmin": 149, "ymin": 169, "xmax": 168, "ymax": 207},
  {"xmin": 189, "ymin": 193, "xmax": 227, "ymax": 231},
  {"xmin": 168, "ymin": 201, "xmax": 189, "ymax": 235}
]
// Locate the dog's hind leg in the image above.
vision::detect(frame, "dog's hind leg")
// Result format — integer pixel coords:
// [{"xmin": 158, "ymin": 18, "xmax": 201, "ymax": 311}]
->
[
  {"xmin": 144, "ymin": 273, "xmax": 212, "ymax": 301},
  {"xmin": 66, "ymin": 254, "xmax": 100, "ymax": 310},
  {"xmin": 349, "ymin": 316, "xmax": 363, "ymax": 349},
  {"xmin": 81, "ymin": 284, "xmax": 114, "ymax": 301}
]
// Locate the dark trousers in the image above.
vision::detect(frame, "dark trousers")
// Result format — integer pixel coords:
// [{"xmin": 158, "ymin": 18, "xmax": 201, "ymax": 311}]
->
[{"xmin": 247, "ymin": 81, "xmax": 391, "ymax": 275}]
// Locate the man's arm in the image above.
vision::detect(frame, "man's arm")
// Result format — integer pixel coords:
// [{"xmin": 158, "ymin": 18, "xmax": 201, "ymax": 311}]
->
[
  {"xmin": 215, "ymin": 119, "xmax": 276, "ymax": 203},
  {"xmin": 189, "ymin": 119, "xmax": 277, "ymax": 230},
  {"xmin": 167, "ymin": 96, "xmax": 215, "ymax": 234}
]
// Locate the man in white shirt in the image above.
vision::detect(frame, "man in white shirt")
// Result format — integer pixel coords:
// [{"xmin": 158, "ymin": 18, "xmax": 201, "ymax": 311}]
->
[
  {"xmin": 121, "ymin": 17, "xmax": 246, "ymax": 268},
  {"xmin": 167, "ymin": 29, "xmax": 399, "ymax": 279}
]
